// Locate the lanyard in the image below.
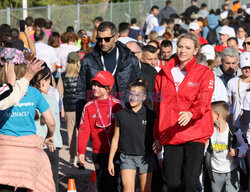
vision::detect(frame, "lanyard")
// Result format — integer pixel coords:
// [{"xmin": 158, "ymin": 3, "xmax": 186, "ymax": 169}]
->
[
  {"xmin": 94, "ymin": 96, "xmax": 112, "ymax": 146},
  {"xmin": 94, "ymin": 96, "xmax": 112, "ymax": 129},
  {"xmin": 100, "ymin": 48, "xmax": 119, "ymax": 76}
]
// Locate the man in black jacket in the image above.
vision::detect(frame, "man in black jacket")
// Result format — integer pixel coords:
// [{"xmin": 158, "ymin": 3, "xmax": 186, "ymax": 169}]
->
[
  {"xmin": 184, "ymin": 0, "xmax": 200, "ymax": 19},
  {"xmin": 75, "ymin": 21, "xmax": 141, "ymax": 127},
  {"xmin": 158, "ymin": 1, "xmax": 177, "ymax": 23}
]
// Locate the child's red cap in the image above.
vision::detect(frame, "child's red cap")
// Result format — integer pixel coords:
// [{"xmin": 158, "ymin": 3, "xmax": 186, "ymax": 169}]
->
[{"xmin": 91, "ymin": 71, "xmax": 114, "ymax": 87}]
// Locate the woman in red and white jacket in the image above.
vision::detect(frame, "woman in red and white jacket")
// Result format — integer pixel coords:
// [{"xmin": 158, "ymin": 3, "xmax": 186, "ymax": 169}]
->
[{"xmin": 153, "ymin": 33, "xmax": 215, "ymax": 192}]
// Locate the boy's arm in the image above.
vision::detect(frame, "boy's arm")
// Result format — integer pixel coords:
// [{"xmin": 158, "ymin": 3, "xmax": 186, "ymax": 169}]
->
[{"xmin": 234, "ymin": 129, "xmax": 248, "ymax": 158}]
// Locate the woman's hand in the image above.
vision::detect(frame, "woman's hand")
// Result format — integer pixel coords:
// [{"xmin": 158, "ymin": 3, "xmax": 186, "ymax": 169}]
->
[
  {"xmin": 178, "ymin": 111, "xmax": 193, "ymax": 126},
  {"xmin": 5, "ymin": 61, "xmax": 15, "ymax": 86},
  {"xmin": 44, "ymin": 136, "xmax": 56, "ymax": 152},
  {"xmin": 108, "ymin": 161, "xmax": 115, "ymax": 176}
]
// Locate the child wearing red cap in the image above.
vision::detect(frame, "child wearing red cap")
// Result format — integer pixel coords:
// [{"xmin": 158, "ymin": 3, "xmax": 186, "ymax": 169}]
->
[{"xmin": 78, "ymin": 71, "xmax": 123, "ymax": 192}]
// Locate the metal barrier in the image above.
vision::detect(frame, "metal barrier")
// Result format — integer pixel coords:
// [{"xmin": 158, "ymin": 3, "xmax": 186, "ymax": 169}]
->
[{"xmin": 0, "ymin": 0, "xmax": 248, "ymax": 33}]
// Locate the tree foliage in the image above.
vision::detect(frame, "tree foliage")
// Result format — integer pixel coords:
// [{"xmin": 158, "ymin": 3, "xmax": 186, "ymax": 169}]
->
[{"xmin": 0, "ymin": 0, "xmax": 110, "ymax": 9}]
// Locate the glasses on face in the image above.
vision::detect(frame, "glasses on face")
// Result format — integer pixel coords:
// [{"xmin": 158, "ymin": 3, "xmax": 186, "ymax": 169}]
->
[
  {"xmin": 96, "ymin": 34, "xmax": 115, "ymax": 43},
  {"xmin": 243, "ymin": 42, "xmax": 250, "ymax": 46}
]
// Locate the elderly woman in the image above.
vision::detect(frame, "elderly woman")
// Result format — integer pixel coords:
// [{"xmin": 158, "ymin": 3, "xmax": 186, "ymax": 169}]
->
[{"xmin": 153, "ymin": 33, "xmax": 215, "ymax": 191}]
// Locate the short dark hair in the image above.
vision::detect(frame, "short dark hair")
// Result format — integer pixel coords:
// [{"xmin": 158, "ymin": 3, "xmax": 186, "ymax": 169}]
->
[
  {"xmin": 151, "ymin": 5, "xmax": 159, "ymax": 12},
  {"xmin": 2, "ymin": 33, "xmax": 14, "ymax": 47},
  {"xmin": 131, "ymin": 18, "xmax": 137, "ymax": 25},
  {"xmin": 10, "ymin": 28, "xmax": 19, "ymax": 40},
  {"xmin": 201, "ymin": 3, "xmax": 207, "ymax": 9},
  {"xmin": 161, "ymin": 18, "xmax": 168, "ymax": 26},
  {"xmin": 66, "ymin": 26, "xmax": 74, "ymax": 33},
  {"xmin": 142, "ymin": 45, "xmax": 157, "ymax": 53},
  {"xmin": 94, "ymin": 16, "xmax": 104, "ymax": 23},
  {"xmin": 34, "ymin": 18, "xmax": 46, "ymax": 28},
  {"xmin": 25, "ymin": 16, "xmax": 33, "ymax": 27},
  {"xmin": 119, "ymin": 22, "xmax": 129, "ymax": 34},
  {"xmin": 227, "ymin": 37, "xmax": 238, "ymax": 45},
  {"xmin": 97, "ymin": 21, "xmax": 117, "ymax": 35},
  {"xmin": 166, "ymin": 1, "xmax": 172, "ymax": 5},
  {"xmin": 34, "ymin": 30, "xmax": 45, "ymax": 41},
  {"xmin": 161, "ymin": 40, "xmax": 172, "ymax": 48},
  {"xmin": 148, "ymin": 40, "xmax": 160, "ymax": 49},
  {"xmin": 77, "ymin": 29, "xmax": 86, "ymax": 38},
  {"xmin": 45, "ymin": 20, "xmax": 53, "ymax": 29}
]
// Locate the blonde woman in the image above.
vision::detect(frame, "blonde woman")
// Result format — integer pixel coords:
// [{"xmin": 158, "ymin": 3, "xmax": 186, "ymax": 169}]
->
[
  {"xmin": 57, "ymin": 52, "xmax": 81, "ymax": 166},
  {"xmin": 153, "ymin": 33, "xmax": 214, "ymax": 191}
]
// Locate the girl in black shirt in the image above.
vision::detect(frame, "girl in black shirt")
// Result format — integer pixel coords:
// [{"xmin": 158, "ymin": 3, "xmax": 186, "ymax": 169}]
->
[{"xmin": 108, "ymin": 78, "xmax": 155, "ymax": 192}]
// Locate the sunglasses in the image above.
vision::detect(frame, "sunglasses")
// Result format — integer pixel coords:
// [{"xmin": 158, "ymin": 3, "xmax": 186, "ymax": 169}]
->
[
  {"xmin": 96, "ymin": 34, "xmax": 115, "ymax": 43},
  {"xmin": 243, "ymin": 42, "xmax": 250, "ymax": 46}
]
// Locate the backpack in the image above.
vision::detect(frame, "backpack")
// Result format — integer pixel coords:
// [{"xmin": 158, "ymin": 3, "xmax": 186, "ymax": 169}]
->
[{"xmin": 206, "ymin": 26, "xmax": 219, "ymax": 45}]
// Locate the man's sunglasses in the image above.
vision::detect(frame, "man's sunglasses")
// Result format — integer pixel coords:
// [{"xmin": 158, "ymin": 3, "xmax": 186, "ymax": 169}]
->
[
  {"xmin": 96, "ymin": 34, "xmax": 115, "ymax": 43},
  {"xmin": 243, "ymin": 42, "xmax": 250, "ymax": 46}
]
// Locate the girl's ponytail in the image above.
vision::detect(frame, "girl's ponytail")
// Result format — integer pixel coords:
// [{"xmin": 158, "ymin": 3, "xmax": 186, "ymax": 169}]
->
[{"xmin": 30, "ymin": 62, "xmax": 52, "ymax": 126}]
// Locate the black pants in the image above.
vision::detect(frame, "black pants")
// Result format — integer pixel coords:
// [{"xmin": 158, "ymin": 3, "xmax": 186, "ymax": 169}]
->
[
  {"xmin": 163, "ymin": 142, "xmax": 205, "ymax": 192},
  {"xmin": 92, "ymin": 153, "xmax": 120, "ymax": 192},
  {"xmin": 44, "ymin": 148, "xmax": 59, "ymax": 192},
  {"xmin": 0, "ymin": 185, "xmax": 27, "ymax": 192}
]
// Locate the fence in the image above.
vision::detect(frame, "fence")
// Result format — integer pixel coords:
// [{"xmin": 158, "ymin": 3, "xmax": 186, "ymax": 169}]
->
[{"xmin": 0, "ymin": 0, "xmax": 249, "ymax": 33}]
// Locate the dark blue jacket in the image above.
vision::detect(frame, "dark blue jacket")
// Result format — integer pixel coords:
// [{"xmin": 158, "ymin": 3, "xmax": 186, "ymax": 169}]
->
[{"xmin": 75, "ymin": 41, "xmax": 141, "ymax": 127}]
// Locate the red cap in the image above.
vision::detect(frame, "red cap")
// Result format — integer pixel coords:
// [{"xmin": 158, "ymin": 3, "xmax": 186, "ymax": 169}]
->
[{"xmin": 91, "ymin": 71, "xmax": 114, "ymax": 87}]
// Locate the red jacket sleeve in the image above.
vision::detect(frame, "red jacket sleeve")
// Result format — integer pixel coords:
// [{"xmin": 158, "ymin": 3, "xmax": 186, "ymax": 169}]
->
[
  {"xmin": 153, "ymin": 72, "xmax": 162, "ymax": 141},
  {"xmin": 189, "ymin": 69, "xmax": 215, "ymax": 119},
  {"xmin": 78, "ymin": 105, "xmax": 91, "ymax": 155}
]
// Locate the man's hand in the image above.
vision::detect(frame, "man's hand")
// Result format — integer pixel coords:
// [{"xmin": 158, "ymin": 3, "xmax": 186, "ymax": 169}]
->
[
  {"xmin": 152, "ymin": 140, "xmax": 162, "ymax": 154},
  {"xmin": 23, "ymin": 59, "xmax": 44, "ymax": 81},
  {"xmin": 5, "ymin": 61, "xmax": 15, "ymax": 86}
]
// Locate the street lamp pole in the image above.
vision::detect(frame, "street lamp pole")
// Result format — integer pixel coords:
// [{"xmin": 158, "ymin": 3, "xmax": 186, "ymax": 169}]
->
[{"xmin": 22, "ymin": 0, "xmax": 28, "ymax": 20}]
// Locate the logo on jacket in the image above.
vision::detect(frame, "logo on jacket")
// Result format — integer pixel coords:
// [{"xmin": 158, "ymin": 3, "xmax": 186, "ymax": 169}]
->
[
  {"xmin": 187, "ymin": 82, "xmax": 199, "ymax": 87},
  {"xmin": 142, "ymin": 120, "xmax": 147, "ymax": 125},
  {"xmin": 92, "ymin": 114, "xmax": 97, "ymax": 118},
  {"xmin": 208, "ymin": 80, "xmax": 214, "ymax": 89}
]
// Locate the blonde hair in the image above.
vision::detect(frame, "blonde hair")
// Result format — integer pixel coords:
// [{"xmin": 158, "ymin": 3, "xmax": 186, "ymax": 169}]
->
[
  {"xmin": 65, "ymin": 61, "xmax": 81, "ymax": 78},
  {"xmin": 0, "ymin": 63, "xmax": 26, "ymax": 84},
  {"xmin": 211, "ymin": 101, "xmax": 230, "ymax": 120},
  {"xmin": 177, "ymin": 33, "xmax": 200, "ymax": 58},
  {"xmin": 148, "ymin": 31, "xmax": 158, "ymax": 41}
]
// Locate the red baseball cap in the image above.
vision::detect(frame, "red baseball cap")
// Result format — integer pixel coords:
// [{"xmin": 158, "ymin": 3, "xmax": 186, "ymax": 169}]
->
[{"xmin": 91, "ymin": 71, "xmax": 115, "ymax": 87}]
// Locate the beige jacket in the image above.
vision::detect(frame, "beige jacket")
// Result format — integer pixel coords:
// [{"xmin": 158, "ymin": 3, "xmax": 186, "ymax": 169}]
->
[{"xmin": 0, "ymin": 134, "xmax": 55, "ymax": 192}]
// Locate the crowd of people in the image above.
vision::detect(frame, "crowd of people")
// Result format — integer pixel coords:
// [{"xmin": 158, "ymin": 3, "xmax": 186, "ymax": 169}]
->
[{"xmin": 0, "ymin": 0, "xmax": 250, "ymax": 191}]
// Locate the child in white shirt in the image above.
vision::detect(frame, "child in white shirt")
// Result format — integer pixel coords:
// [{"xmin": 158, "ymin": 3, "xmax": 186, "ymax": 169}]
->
[{"xmin": 205, "ymin": 101, "xmax": 248, "ymax": 192}]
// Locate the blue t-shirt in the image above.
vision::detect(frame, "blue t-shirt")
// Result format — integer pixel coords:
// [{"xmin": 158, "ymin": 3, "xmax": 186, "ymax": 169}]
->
[{"xmin": 0, "ymin": 86, "xmax": 49, "ymax": 136}]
